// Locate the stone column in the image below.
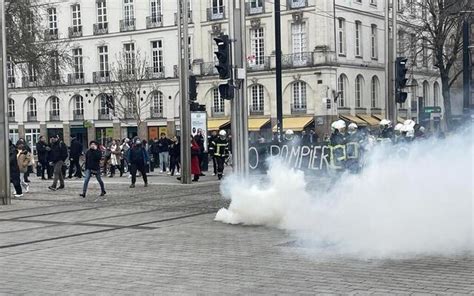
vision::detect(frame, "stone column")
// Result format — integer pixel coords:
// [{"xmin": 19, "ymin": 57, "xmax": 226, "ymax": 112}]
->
[
  {"xmin": 18, "ymin": 124, "xmax": 25, "ymax": 139},
  {"xmin": 167, "ymin": 120, "xmax": 176, "ymax": 136},
  {"xmin": 63, "ymin": 122, "xmax": 71, "ymax": 146},
  {"xmin": 87, "ymin": 126, "xmax": 96, "ymax": 143},
  {"xmin": 39, "ymin": 123, "xmax": 47, "ymax": 138},
  {"xmin": 113, "ymin": 121, "xmax": 121, "ymax": 140}
]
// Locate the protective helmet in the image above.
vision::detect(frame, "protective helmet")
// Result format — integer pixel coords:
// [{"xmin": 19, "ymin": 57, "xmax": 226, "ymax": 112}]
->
[
  {"xmin": 331, "ymin": 120, "xmax": 346, "ymax": 132},
  {"xmin": 403, "ymin": 119, "xmax": 416, "ymax": 129},
  {"xmin": 284, "ymin": 129, "xmax": 295, "ymax": 141},
  {"xmin": 219, "ymin": 130, "xmax": 227, "ymax": 137},
  {"xmin": 394, "ymin": 123, "xmax": 404, "ymax": 132},
  {"xmin": 379, "ymin": 119, "xmax": 392, "ymax": 128},
  {"xmin": 347, "ymin": 123, "xmax": 358, "ymax": 134},
  {"xmin": 419, "ymin": 126, "xmax": 426, "ymax": 133}
]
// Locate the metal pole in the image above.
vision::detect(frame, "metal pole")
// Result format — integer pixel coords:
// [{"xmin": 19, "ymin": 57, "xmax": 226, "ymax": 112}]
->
[
  {"xmin": 463, "ymin": 19, "xmax": 470, "ymax": 113},
  {"xmin": 0, "ymin": 0, "xmax": 10, "ymax": 205},
  {"xmin": 274, "ymin": 0, "xmax": 283, "ymax": 141},
  {"xmin": 178, "ymin": 0, "xmax": 191, "ymax": 184},
  {"xmin": 238, "ymin": 0, "xmax": 248, "ymax": 176},
  {"xmin": 384, "ymin": 0, "xmax": 390, "ymax": 120},
  {"xmin": 392, "ymin": 0, "xmax": 398, "ymax": 123}
]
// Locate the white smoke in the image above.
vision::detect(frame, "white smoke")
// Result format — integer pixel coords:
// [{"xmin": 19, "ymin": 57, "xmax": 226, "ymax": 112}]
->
[{"xmin": 215, "ymin": 126, "xmax": 474, "ymax": 258}]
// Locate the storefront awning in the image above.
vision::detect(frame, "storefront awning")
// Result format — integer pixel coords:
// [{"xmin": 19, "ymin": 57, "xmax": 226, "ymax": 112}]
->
[
  {"xmin": 372, "ymin": 114, "xmax": 384, "ymax": 121},
  {"xmin": 272, "ymin": 116, "xmax": 314, "ymax": 132},
  {"xmin": 357, "ymin": 114, "xmax": 380, "ymax": 126},
  {"xmin": 339, "ymin": 114, "xmax": 368, "ymax": 126},
  {"xmin": 397, "ymin": 116, "xmax": 406, "ymax": 124},
  {"xmin": 248, "ymin": 118, "xmax": 271, "ymax": 132},
  {"xmin": 208, "ymin": 119, "xmax": 230, "ymax": 131}
]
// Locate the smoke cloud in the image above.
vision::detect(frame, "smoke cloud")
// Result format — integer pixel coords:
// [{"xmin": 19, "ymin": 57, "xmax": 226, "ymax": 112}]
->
[{"xmin": 215, "ymin": 126, "xmax": 473, "ymax": 258}]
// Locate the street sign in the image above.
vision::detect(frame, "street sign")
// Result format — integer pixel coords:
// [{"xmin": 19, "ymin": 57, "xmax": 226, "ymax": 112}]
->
[{"xmin": 423, "ymin": 106, "xmax": 442, "ymax": 114}]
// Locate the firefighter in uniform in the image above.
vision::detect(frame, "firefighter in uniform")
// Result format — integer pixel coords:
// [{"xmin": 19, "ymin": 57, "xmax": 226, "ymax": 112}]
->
[
  {"xmin": 345, "ymin": 123, "xmax": 364, "ymax": 173},
  {"xmin": 212, "ymin": 130, "xmax": 229, "ymax": 180},
  {"xmin": 329, "ymin": 120, "xmax": 347, "ymax": 170}
]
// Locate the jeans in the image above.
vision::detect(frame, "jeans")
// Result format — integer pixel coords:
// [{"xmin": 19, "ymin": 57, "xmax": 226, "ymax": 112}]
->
[
  {"xmin": 82, "ymin": 169, "xmax": 105, "ymax": 194},
  {"xmin": 52, "ymin": 161, "xmax": 65, "ymax": 188},
  {"xmin": 170, "ymin": 155, "xmax": 180, "ymax": 176},
  {"xmin": 130, "ymin": 164, "xmax": 148, "ymax": 185},
  {"xmin": 159, "ymin": 152, "xmax": 169, "ymax": 171},
  {"xmin": 39, "ymin": 160, "xmax": 49, "ymax": 179},
  {"xmin": 19, "ymin": 173, "xmax": 28, "ymax": 191},
  {"xmin": 68, "ymin": 157, "xmax": 82, "ymax": 178},
  {"xmin": 152, "ymin": 153, "xmax": 160, "ymax": 168},
  {"xmin": 216, "ymin": 156, "xmax": 225, "ymax": 177}
]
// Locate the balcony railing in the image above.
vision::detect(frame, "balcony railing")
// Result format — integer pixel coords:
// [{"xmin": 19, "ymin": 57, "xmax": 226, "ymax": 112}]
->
[
  {"xmin": 120, "ymin": 18, "xmax": 136, "ymax": 32},
  {"xmin": 287, "ymin": 0, "xmax": 308, "ymax": 9},
  {"xmin": 200, "ymin": 62, "xmax": 218, "ymax": 76},
  {"xmin": 49, "ymin": 111, "xmax": 60, "ymax": 121},
  {"xmin": 98, "ymin": 109, "xmax": 110, "ymax": 120},
  {"xmin": 44, "ymin": 74, "xmax": 64, "ymax": 86},
  {"xmin": 291, "ymin": 104, "xmax": 307, "ymax": 114},
  {"xmin": 146, "ymin": 67, "xmax": 165, "ymax": 79},
  {"xmin": 246, "ymin": 2, "xmax": 265, "ymax": 15},
  {"xmin": 212, "ymin": 110, "xmax": 225, "ymax": 117},
  {"xmin": 8, "ymin": 114, "xmax": 15, "ymax": 122},
  {"xmin": 21, "ymin": 76, "xmax": 38, "ymax": 88},
  {"xmin": 93, "ymin": 71, "xmax": 111, "ymax": 83},
  {"xmin": 73, "ymin": 110, "xmax": 84, "ymax": 121},
  {"xmin": 207, "ymin": 7, "xmax": 226, "ymax": 21},
  {"xmin": 150, "ymin": 107, "xmax": 163, "ymax": 119},
  {"xmin": 7, "ymin": 79, "xmax": 15, "ymax": 88},
  {"xmin": 68, "ymin": 26, "xmax": 82, "ymax": 38},
  {"xmin": 250, "ymin": 108, "xmax": 264, "ymax": 116},
  {"xmin": 44, "ymin": 29, "xmax": 58, "ymax": 40},
  {"xmin": 282, "ymin": 52, "xmax": 313, "ymax": 68},
  {"xmin": 146, "ymin": 15, "xmax": 163, "ymax": 28},
  {"xmin": 247, "ymin": 56, "xmax": 271, "ymax": 71},
  {"xmin": 174, "ymin": 11, "xmax": 193, "ymax": 25},
  {"xmin": 68, "ymin": 73, "xmax": 84, "ymax": 85},
  {"xmin": 93, "ymin": 23, "xmax": 108, "ymax": 35},
  {"xmin": 27, "ymin": 112, "xmax": 37, "ymax": 122}
]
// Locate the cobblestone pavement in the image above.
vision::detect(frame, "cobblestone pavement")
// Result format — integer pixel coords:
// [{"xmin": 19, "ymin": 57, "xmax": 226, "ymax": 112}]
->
[{"xmin": 0, "ymin": 176, "xmax": 472, "ymax": 295}]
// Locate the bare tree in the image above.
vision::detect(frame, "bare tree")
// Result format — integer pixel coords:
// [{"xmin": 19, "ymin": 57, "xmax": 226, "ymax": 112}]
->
[
  {"xmin": 5, "ymin": 0, "xmax": 72, "ymax": 89},
  {"xmin": 400, "ymin": 0, "xmax": 472, "ymax": 128},
  {"xmin": 98, "ymin": 50, "xmax": 157, "ymax": 140}
]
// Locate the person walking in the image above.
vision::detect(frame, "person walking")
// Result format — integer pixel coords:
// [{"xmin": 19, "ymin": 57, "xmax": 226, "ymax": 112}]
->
[
  {"xmin": 9, "ymin": 141, "xmax": 23, "ymax": 198},
  {"xmin": 120, "ymin": 138, "xmax": 130, "ymax": 175},
  {"xmin": 48, "ymin": 135, "xmax": 68, "ymax": 191},
  {"xmin": 212, "ymin": 130, "xmax": 230, "ymax": 180},
  {"xmin": 16, "ymin": 139, "xmax": 33, "ymax": 183},
  {"xmin": 194, "ymin": 130, "xmax": 205, "ymax": 176},
  {"xmin": 68, "ymin": 137, "xmax": 83, "ymax": 178},
  {"xmin": 157, "ymin": 133, "xmax": 171, "ymax": 173},
  {"xmin": 208, "ymin": 131, "xmax": 218, "ymax": 176},
  {"xmin": 79, "ymin": 141, "xmax": 106, "ymax": 201},
  {"xmin": 169, "ymin": 136, "xmax": 180, "ymax": 176},
  {"xmin": 16, "ymin": 142, "xmax": 31, "ymax": 193},
  {"xmin": 109, "ymin": 140, "xmax": 122, "ymax": 177},
  {"xmin": 150, "ymin": 138, "xmax": 160, "ymax": 169},
  {"xmin": 36, "ymin": 136, "xmax": 51, "ymax": 180},
  {"xmin": 191, "ymin": 136, "xmax": 201, "ymax": 182},
  {"xmin": 128, "ymin": 139, "xmax": 149, "ymax": 188}
]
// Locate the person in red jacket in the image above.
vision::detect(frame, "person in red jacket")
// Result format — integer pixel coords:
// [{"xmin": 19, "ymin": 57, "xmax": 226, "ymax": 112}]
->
[{"xmin": 191, "ymin": 136, "xmax": 201, "ymax": 182}]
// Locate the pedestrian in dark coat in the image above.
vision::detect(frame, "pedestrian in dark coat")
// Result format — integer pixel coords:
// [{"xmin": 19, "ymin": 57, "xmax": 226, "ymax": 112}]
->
[
  {"xmin": 80, "ymin": 141, "xmax": 106, "ymax": 200},
  {"xmin": 127, "ymin": 139, "xmax": 149, "ymax": 188},
  {"xmin": 68, "ymin": 137, "xmax": 83, "ymax": 178},
  {"xmin": 36, "ymin": 136, "xmax": 51, "ymax": 180},
  {"xmin": 169, "ymin": 136, "xmax": 181, "ymax": 176},
  {"xmin": 9, "ymin": 141, "xmax": 23, "ymax": 197},
  {"xmin": 48, "ymin": 135, "xmax": 68, "ymax": 191}
]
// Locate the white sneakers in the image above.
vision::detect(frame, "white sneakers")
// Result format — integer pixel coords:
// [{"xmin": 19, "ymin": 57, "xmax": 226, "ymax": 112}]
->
[{"xmin": 13, "ymin": 194, "xmax": 23, "ymax": 198}]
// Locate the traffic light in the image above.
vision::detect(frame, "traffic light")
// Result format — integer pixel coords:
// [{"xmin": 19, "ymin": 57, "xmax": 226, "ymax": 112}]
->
[
  {"xmin": 219, "ymin": 82, "xmax": 234, "ymax": 100},
  {"xmin": 395, "ymin": 57, "xmax": 408, "ymax": 104},
  {"xmin": 214, "ymin": 35, "xmax": 231, "ymax": 80},
  {"xmin": 105, "ymin": 94, "xmax": 114, "ymax": 110},
  {"xmin": 189, "ymin": 75, "xmax": 198, "ymax": 101}
]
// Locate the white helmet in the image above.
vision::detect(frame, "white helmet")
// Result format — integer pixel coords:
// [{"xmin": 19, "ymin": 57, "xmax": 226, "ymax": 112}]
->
[
  {"xmin": 403, "ymin": 119, "xmax": 416, "ymax": 129},
  {"xmin": 284, "ymin": 129, "xmax": 295, "ymax": 141},
  {"xmin": 331, "ymin": 120, "xmax": 346, "ymax": 132},
  {"xmin": 419, "ymin": 126, "xmax": 426, "ymax": 133},
  {"xmin": 348, "ymin": 123, "xmax": 358, "ymax": 134},
  {"xmin": 394, "ymin": 123, "xmax": 404, "ymax": 133},
  {"xmin": 380, "ymin": 119, "xmax": 392, "ymax": 128},
  {"xmin": 219, "ymin": 130, "xmax": 227, "ymax": 137}
]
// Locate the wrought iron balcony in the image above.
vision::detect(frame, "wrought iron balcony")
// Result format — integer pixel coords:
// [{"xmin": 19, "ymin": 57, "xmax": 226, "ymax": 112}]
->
[
  {"xmin": 8, "ymin": 113, "xmax": 15, "ymax": 122},
  {"xmin": 212, "ymin": 110, "xmax": 225, "ymax": 117},
  {"xmin": 93, "ymin": 23, "xmax": 108, "ymax": 35},
  {"xmin": 207, "ymin": 7, "xmax": 226, "ymax": 21},
  {"xmin": 200, "ymin": 62, "xmax": 218, "ymax": 76},
  {"xmin": 120, "ymin": 18, "xmax": 136, "ymax": 32},
  {"xmin": 146, "ymin": 15, "xmax": 163, "ymax": 29},
  {"xmin": 246, "ymin": 2, "xmax": 265, "ymax": 15},
  {"xmin": 27, "ymin": 112, "xmax": 37, "ymax": 122},
  {"xmin": 291, "ymin": 104, "xmax": 307, "ymax": 114},
  {"xmin": 150, "ymin": 107, "xmax": 163, "ymax": 119},
  {"xmin": 21, "ymin": 76, "xmax": 38, "ymax": 88},
  {"xmin": 287, "ymin": 0, "xmax": 308, "ymax": 9},
  {"xmin": 73, "ymin": 110, "xmax": 84, "ymax": 121},
  {"xmin": 68, "ymin": 73, "xmax": 84, "ymax": 85},
  {"xmin": 7, "ymin": 78, "xmax": 15, "ymax": 88},
  {"xmin": 282, "ymin": 52, "xmax": 313, "ymax": 68},
  {"xmin": 93, "ymin": 71, "xmax": 111, "ymax": 83},
  {"xmin": 68, "ymin": 26, "xmax": 82, "ymax": 38},
  {"xmin": 98, "ymin": 109, "xmax": 110, "ymax": 120},
  {"xmin": 174, "ymin": 11, "xmax": 193, "ymax": 25},
  {"xmin": 49, "ymin": 111, "xmax": 60, "ymax": 121},
  {"xmin": 249, "ymin": 108, "xmax": 264, "ymax": 116},
  {"xmin": 146, "ymin": 67, "xmax": 165, "ymax": 79},
  {"xmin": 247, "ymin": 56, "xmax": 271, "ymax": 71},
  {"xmin": 44, "ymin": 74, "xmax": 64, "ymax": 86},
  {"xmin": 44, "ymin": 29, "xmax": 58, "ymax": 40}
]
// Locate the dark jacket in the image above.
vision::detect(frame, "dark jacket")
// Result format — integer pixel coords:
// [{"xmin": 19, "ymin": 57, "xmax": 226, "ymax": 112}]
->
[
  {"xmin": 36, "ymin": 141, "xmax": 49, "ymax": 162},
  {"xmin": 194, "ymin": 134, "xmax": 205, "ymax": 152},
  {"xmin": 169, "ymin": 141, "xmax": 180, "ymax": 158},
  {"xmin": 49, "ymin": 141, "xmax": 68, "ymax": 163},
  {"xmin": 85, "ymin": 149, "xmax": 102, "ymax": 172},
  {"xmin": 128, "ymin": 146, "xmax": 150, "ymax": 166},
  {"xmin": 157, "ymin": 138, "xmax": 171, "ymax": 153},
  {"xmin": 212, "ymin": 137, "xmax": 229, "ymax": 157},
  {"xmin": 9, "ymin": 144, "xmax": 20, "ymax": 178},
  {"xmin": 150, "ymin": 141, "xmax": 160, "ymax": 155},
  {"xmin": 208, "ymin": 135, "xmax": 217, "ymax": 156},
  {"xmin": 70, "ymin": 139, "xmax": 83, "ymax": 159},
  {"xmin": 330, "ymin": 131, "xmax": 346, "ymax": 146}
]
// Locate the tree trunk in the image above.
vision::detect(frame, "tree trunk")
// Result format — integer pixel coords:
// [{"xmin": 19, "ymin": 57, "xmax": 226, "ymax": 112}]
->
[
  {"xmin": 440, "ymin": 75, "xmax": 452, "ymax": 131},
  {"xmin": 138, "ymin": 121, "xmax": 148, "ymax": 141}
]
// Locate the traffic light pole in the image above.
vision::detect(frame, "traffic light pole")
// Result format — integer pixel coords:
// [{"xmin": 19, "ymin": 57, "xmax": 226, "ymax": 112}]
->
[
  {"xmin": 178, "ymin": 0, "xmax": 191, "ymax": 184},
  {"xmin": 385, "ymin": 0, "xmax": 397, "ymax": 124},
  {"xmin": 392, "ymin": 0, "xmax": 398, "ymax": 124},
  {"xmin": 462, "ymin": 18, "xmax": 470, "ymax": 113},
  {"xmin": 0, "ymin": 0, "xmax": 10, "ymax": 205},
  {"xmin": 274, "ymin": 0, "xmax": 283, "ymax": 141}
]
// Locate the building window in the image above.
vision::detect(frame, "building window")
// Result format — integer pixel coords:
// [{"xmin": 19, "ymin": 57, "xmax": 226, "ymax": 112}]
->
[
  {"xmin": 25, "ymin": 129, "xmax": 40, "ymax": 154},
  {"xmin": 338, "ymin": 18, "xmax": 346, "ymax": 55},
  {"xmin": 151, "ymin": 40, "xmax": 164, "ymax": 73},
  {"xmin": 8, "ymin": 99, "xmax": 15, "ymax": 119},
  {"xmin": 98, "ymin": 46, "xmax": 109, "ymax": 76},
  {"xmin": 71, "ymin": 4, "xmax": 81, "ymax": 32},
  {"xmin": 251, "ymin": 84, "xmax": 264, "ymax": 112},
  {"xmin": 370, "ymin": 0, "xmax": 377, "ymax": 6},
  {"xmin": 99, "ymin": 94, "xmax": 109, "ymax": 115},
  {"xmin": 371, "ymin": 76, "xmax": 379, "ymax": 108},
  {"xmin": 371, "ymin": 25, "xmax": 378, "ymax": 59},
  {"xmin": 422, "ymin": 38, "xmax": 428, "ymax": 67},
  {"xmin": 27, "ymin": 64, "xmax": 37, "ymax": 82},
  {"xmin": 338, "ymin": 74, "xmax": 347, "ymax": 107},
  {"xmin": 249, "ymin": 0, "xmax": 264, "ymax": 13},
  {"xmin": 291, "ymin": 22, "xmax": 307, "ymax": 55},
  {"xmin": 355, "ymin": 75, "xmax": 364, "ymax": 108},
  {"xmin": 28, "ymin": 97, "xmax": 37, "ymax": 116},
  {"xmin": 47, "ymin": 7, "xmax": 57, "ymax": 35},
  {"xmin": 124, "ymin": 0, "xmax": 135, "ymax": 24},
  {"xmin": 7, "ymin": 56, "xmax": 15, "ymax": 84},
  {"xmin": 73, "ymin": 48, "xmax": 83, "ymax": 78},
  {"xmin": 433, "ymin": 82, "xmax": 440, "ymax": 106},
  {"xmin": 292, "ymin": 81, "xmax": 307, "ymax": 110},
  {"xmin": 50, "ymin": 96, "xmax": 60, "ymax": 116},
  {"xmin": 150, "ymin": 0, "xmax": 162, "ymax": 22},
  {"xmin": 151, "ymin": 91, "xmax": 163, "ymax": 115},
  {"xmin": 211, "ymin": 0, "xmax": 224, "ymax": 16},
  {"xmin": 250, "ymin": 27, "xmax": 265, "ymax": 65},
  {"xmin": 50, "ymin": 51, "xmax": 60, "ymax": 80},
  {"xmin": 423, "ymin": 81, "xmax": 429, "ymax": 105},
  {"xmin": 124, "ymin": 43, "xmax": 136, "ymax": 74},
  {"xmin": 9, "ymin": 129, "xmax": 19, "ymax": 144},
  {"xmin": 213, "ymin": 88, "xmax": 225, "ymax": 114},
  {"xmin": 97, "ymin": 0, "xmax": 107, "ymax": 27},
  {"xmin": 75, "ymin": 96, "xmax": 84, "ymax": 115},
  {"xmin": 355, "ymin": 21, "xmax": 362, "ymax": 57}
]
